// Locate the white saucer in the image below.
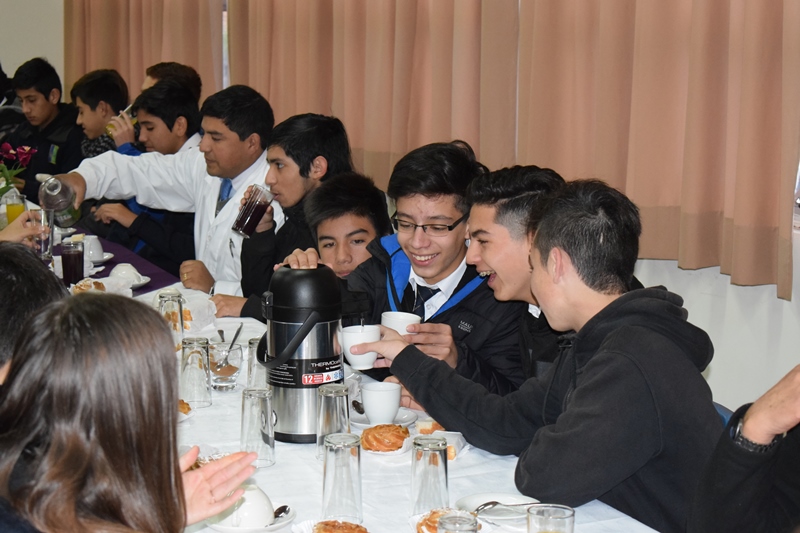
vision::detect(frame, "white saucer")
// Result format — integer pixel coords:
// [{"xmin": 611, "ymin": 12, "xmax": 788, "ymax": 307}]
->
[
  {"xmin": 207, "ymin": 505, "xmax": 296, "ymax": 532},
  {"xmin": 130, "ymin": 276, "xmax": 150, "ymax": 289},
  {"xmin": 55, "ymin": 227, "xmax": 76, "ymax": 235},
  {"xmin": 350, "ymin": 407, "xmax": 417, "ymax": 429},
  {"xmin": 455, "ymin": 492, "xmax": 538, "ymax": 520},
  {"xmin": 90, "ymin": 252, "xmax": 114, "ymax": 264}
]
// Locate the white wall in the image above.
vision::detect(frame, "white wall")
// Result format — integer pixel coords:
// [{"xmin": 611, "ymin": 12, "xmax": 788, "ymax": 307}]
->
[
  {"xmin": 634, "ymin": 230, "xmax": 800, "ymax": 409},
  {"xmin": 0, "ymin": 0, "xmax": 64, "ymax": 92},
  {"xmin": 2, "ymin": 2, "xmax": 797, "ymax": 409}
]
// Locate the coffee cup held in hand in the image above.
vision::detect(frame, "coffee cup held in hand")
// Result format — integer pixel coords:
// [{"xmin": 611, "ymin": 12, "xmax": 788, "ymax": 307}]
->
[{"xmin": 341, "ymin": 325, "xmax": 381, "ymax": 370}]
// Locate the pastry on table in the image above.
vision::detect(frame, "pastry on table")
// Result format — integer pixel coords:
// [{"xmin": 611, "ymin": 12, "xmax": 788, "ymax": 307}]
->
[
  {"xmin": 178, "ymin": 399, "xmax": 191, "ymax": 415},
  {"xmin": 360, "ymin": 423, "xmax": 409, "ymax": 452},
  {"xmin": 416, "ymin": 417, "xmax": 445, "ymax": 434},
  {"xmin": 314, "ymin": 520, "xmax": 369, "ymax": 533}
]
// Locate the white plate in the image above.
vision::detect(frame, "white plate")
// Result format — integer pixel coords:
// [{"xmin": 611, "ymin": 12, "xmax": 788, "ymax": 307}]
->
[
  {"xmin": 91, "ymin": 252, "xmax": 114, "ymax": 264},
  {"xmin": 455, "ymin": 492, "xmax": 539, "ymax": 520},
  {"xmin": 130, "ymin": 276, "xmax": 150, "ymax": 289},
  {"xmin": 55, "ymin": 227, "xmax": 76, "ymax": 235},
  {"xmin": 207, "ymin": 505, "xmax": 296, "ymax": 532},
  {"xmin": 350, "ymin": 407, "xmax": 417, "ymax": 429}
]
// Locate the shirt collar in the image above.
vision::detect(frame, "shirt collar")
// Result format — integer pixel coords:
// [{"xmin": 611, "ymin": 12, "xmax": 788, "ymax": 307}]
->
[{"xmin": 408, "ymin": 256, "xmax": 468, "ymax": 300}]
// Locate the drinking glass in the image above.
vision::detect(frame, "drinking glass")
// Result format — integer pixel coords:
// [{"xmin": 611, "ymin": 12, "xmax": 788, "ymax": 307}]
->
[
  {"xmin": 316, "ymin": 383, "xmax": 350, "ymax": 460},
  {"xmin": 247, "ymin": 337, "xmax": 268, "ymax": 388},
  {"xmin": 231, "ymin": 184, "xmax": 274, "ymax": 237},
  {"xmin": 438, "ymin": 510, "xmax": 479, "ymax": 532},
  {"xmin": 29, "ymin": 208, "xmax": 53, "ymax": 265},
  {"xmin": 209, "ymin": 344, "xmax": 243, "ymax": 391},
  {"xmin": 322, "ymin": 433, "xmax": 362, "ymax": 523},
  {"xmin": 158, "ymin": 293, "xmax": 185, "ymax": 349},
  {"xmin": 241, "ymin": 388, "xmax": 275, "ymax": 468},
  {"xmin": 180, "ymin": 338, "xmax": 211, "ymax": 409},
  {"xmin": 527, "ymin": 504, "xmax": 575, "ymax": 533},
  {"xmin": 4, "ymin": 194, "xmax": 26, "ymax": 224},
  {"xmin": 60, "ymin": 240, "xmax": 84, "ymax": 286},
  {"xmin": 410, "ymin": 436, "xmax": 448, "ymax": 516}
]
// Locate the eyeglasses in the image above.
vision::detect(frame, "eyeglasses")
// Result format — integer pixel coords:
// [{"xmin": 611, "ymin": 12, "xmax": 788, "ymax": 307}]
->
[{"xmin": 391, "ymin": 213, "xmax": 467, "ymax": 237}]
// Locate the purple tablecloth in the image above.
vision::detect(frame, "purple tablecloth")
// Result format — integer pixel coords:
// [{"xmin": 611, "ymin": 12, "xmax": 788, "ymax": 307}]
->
[
  {"xmin": 56, "ymin": 229, "xmax": 179, "ymax": 297},
  {"xmin": 94, "ymin": 238, "xmax": 179, "ymax": 296}
]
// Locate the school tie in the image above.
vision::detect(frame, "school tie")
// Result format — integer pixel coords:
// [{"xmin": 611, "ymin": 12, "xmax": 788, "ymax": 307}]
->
[
  {"xmin": 216, "ymin": 179, "xmax": 233, "ymax": 216},
  {"xmin": 412, "ymin": 285, "xmax": 441, "ymax": 319}
]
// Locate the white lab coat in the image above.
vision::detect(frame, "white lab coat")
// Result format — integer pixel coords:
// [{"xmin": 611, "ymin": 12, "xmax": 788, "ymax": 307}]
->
[{"xmin": 74, "ymin": 146, "xmax": 285, "ymax": 296}]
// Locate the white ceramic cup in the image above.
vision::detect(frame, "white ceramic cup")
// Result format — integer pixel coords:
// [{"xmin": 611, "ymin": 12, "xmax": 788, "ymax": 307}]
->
[
  {"xmin": 381, "ymin": 311, "xmax": 421, "ymax": 335},
  {"xmin": 216, "ymin": 484, "xmax": 275, "ymax": 527},
  {"xmin": 83, "ymin": 235, "xmax": 104, "ymax": 262},
  {"xmin": 110, "ymin": 263, "xmax": 144, "ymax": 284},
  {"xmin": 361, "ymin": 381, "xmax": 401, "ymax": 424},
  {"xmin": 341, "ymin": 325, "xmax": 381, "ymax": 370}
]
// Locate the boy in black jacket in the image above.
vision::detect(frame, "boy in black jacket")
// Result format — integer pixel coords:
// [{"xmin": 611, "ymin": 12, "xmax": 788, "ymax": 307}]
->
[
  {"xmin": 354, "ymin": 180, "xmax": 722, "ymax": 533},
  {"xmin": 8, "ymin": 58, "xmax": 84, "ymax": 199},
  {"xmin": 212, "ymin": 113, "xmax": 353, "ymax": 319},
  {"xmin": 286, "ymin": 141, "xmax": 528, "ymax": 395}
]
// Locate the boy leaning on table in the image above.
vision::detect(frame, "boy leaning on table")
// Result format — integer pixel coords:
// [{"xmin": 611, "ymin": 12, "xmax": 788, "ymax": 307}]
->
[{"xmin": 350, "ymin": 180, "xmax": 723, "ymax": 533}]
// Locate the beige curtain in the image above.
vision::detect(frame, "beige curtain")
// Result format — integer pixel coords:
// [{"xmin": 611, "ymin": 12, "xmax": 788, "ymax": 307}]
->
[
  {"xmin": 517, "ymin": 0, "xmax": 798, "ymax": 299},
  {"xmin": 64, "ymin": 0, "xmax": 223, "ymax": 103},
  {"xmin": 228, "ymin": 0, "xmax": 520, "ymax": 187}
]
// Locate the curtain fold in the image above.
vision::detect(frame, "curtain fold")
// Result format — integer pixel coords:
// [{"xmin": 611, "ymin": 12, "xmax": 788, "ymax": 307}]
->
[
  {"xmin": 228, "ymin": 0, "xmax": 519, "ymax": 187},
  {"xmin": 64, "ymin": 0, "xmax": 223, "ymax": 103},
  {"xmin": 515, "ymin": 0, "xmax": 797, "ymax": 299}
]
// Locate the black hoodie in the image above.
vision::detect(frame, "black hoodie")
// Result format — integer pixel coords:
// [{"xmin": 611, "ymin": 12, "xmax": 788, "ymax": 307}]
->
[{"xmin": 391, "ymin": 287, "xmax": 723, "ymax": 533}]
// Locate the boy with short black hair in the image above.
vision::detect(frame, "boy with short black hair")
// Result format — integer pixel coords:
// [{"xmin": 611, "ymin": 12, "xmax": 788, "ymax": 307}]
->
[
  {"xmin": 304, "ymin": 171, "xmax": 392, "ymax": 279},
  {"xmin": 8, "ymin": 57, "xmax": 83, "ymax": 199},
  {"xmin": 286, "ymin": 141, "xmax": 528, "ymax": 395},
  {"xmin": 91, "ymin": 80, "xmax": 202, "ymax": 276},
  {"xmin": 70, "ymin": 69, "xmax": 130, "ymax": 157},
  {"xmin": 211, "ymin": 113, "xmax": 354, "ymax": 319}
]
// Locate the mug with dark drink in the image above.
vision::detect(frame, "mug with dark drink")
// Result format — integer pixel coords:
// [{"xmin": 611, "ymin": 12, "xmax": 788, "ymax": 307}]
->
[
  {"xmin": 231, "ymin": 184, "xmax": 274, "ymax": 238},
  {"xmin": 61, "ymin": 241, "xmax": 84, "ymax": 286}
]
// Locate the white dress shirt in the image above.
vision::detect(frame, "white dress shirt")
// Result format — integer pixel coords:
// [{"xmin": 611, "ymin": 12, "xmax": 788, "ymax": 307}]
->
[{"xmin": 74, "ymin": 146, "xmax": 285, "ymax": 296}]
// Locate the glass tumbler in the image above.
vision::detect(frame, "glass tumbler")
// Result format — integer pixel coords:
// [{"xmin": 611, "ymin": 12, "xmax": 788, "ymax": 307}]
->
[
  {"xmin": 527, "ymin": 504, "xmax": 575, "ymax": 533},
  {"xmin": 322, "ymin": 433, "xmax": 362, "ymax": 524},
  {"xmin": 316, "ymin": 383, "xmax": 350, "ymax": 460},
  {"xmin": 247, "ymin": 337, "xmax": 268, "ymax": 388},
  {"xmin": 410, "ymin": 435, "xmax": 448, "ymax": 516},
  {"xmin": 241, "ymin": 388, "xmax": 275, "ymax": 468},
  {"xmin": 438, "ymin": 510, "xmax": 480, "ymax": 532},
  {"xmin": 180, "ymin": 338, "xmax": 211, "ymax": 408}
]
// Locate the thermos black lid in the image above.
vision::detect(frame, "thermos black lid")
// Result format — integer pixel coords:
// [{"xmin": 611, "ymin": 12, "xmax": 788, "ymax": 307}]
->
[{"xmin": 265, "ymin": 265, "xmax": 342, "ymax": 322}]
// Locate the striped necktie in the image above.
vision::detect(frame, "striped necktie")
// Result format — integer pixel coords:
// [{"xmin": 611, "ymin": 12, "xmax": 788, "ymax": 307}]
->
[{"xmin": 412, "ymin": 285, "xmax": 440, "ymax": 319}]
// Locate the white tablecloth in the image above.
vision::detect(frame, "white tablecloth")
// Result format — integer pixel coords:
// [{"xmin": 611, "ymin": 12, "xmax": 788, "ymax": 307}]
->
[{"xmin": 169, "ymin": 313, "xmax": 656, "ymax": 533}]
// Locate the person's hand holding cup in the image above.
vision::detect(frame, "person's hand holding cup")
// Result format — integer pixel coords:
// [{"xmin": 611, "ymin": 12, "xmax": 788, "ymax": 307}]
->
[{"xmin": 341, "ymin": 325, "xmax": 381, "ymax": 370}]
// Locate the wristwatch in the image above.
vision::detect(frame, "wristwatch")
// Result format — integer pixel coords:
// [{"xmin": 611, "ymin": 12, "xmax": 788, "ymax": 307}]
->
[{"xmin": 732, "ymin": 418, "xmax": 782, "ymax": 453}]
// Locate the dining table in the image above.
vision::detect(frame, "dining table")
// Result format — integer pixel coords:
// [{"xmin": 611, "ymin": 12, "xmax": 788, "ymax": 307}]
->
[
  {"xmin": 55, "ymin": 225, "xmax": 179, "ymax": 296},
  {"xmin": 128, "ymin": 275, "xmax": 658, "ymax": 533}
]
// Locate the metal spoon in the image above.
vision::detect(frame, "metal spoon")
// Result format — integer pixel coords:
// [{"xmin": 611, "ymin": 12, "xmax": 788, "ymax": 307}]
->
[
  {"xmin": 217, "ymin": 329, "xmax": 226, "ymax": 343},
  {"xmin": 351, "ymin": 400, "xmax": 365, "ymax": 415},
  {"xmin": 214, "ymin": 322, "xmax": 243, "ymax": 371},
  {"xmin": 473, "ymin": 501, "xmax": 536, "ymax": 514},
  {"xmin": 273, "ymin": 505, "xmax": 291, "ymax": 520}
]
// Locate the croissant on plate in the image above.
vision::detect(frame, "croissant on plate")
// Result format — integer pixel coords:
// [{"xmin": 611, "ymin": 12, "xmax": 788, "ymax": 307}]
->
[{"xmin": 360, "ymin": 424, "xmax": 409, "ymax": 452}]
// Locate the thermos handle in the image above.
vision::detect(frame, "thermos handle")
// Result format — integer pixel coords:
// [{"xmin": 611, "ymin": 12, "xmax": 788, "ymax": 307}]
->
[{"xmin": 257, "ymin": 310, "xmax": 322, "ymax": 369}]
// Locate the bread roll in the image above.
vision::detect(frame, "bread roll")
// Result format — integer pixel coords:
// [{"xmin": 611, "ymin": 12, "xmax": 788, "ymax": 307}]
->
[
  {"xmin": 361, "ymin": 424, "xmax": 409, "ymax": 452},
  {"xmin": 313, "ymin": 520, "xmax": 368, "ymax": 533}
]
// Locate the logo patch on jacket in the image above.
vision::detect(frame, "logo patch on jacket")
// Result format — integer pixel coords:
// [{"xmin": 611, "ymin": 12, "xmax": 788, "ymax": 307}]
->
[
  {"xmin": 458, "ymin": 320, "xmax": 473, "ymax": 333},
  {"xmin": 48, "ymin": 144, "xmax": 59, "ymax": 164}
]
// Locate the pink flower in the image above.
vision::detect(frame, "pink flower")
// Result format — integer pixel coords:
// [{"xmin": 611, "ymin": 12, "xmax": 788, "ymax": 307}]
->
[
  {"xmin": 16, "ymin": 146, "xmax": 36, "ymax": 167},
  {"xmin": 0, "ymin": 142, "xmax": 15, "ymax": 162}
]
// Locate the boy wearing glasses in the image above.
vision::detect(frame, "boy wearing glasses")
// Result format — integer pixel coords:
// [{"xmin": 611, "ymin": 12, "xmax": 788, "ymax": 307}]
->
[{"xmin": 288, "ymin": 141, "xmax": 527, "ymax": 395}]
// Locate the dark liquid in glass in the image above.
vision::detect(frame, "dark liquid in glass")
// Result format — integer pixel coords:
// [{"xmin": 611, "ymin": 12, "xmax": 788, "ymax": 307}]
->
[
  {"xmin": 232, "ymin": 200, "xmax": 268, "ymax": 238},
  {"xmin": 62, "ymin": 249, "xmax": 83, "ymax": 286}
]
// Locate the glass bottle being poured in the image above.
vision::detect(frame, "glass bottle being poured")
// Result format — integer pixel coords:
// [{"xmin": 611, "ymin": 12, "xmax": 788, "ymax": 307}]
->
[{"xmin": 37, "ymin": 174, "xmax": 81, "ymax": 227}]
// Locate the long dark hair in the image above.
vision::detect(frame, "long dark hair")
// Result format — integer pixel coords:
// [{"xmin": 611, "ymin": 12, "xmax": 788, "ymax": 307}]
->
[{"xmin": 0, "ymin": 294, "xmax": 185, "ymax": 532}]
